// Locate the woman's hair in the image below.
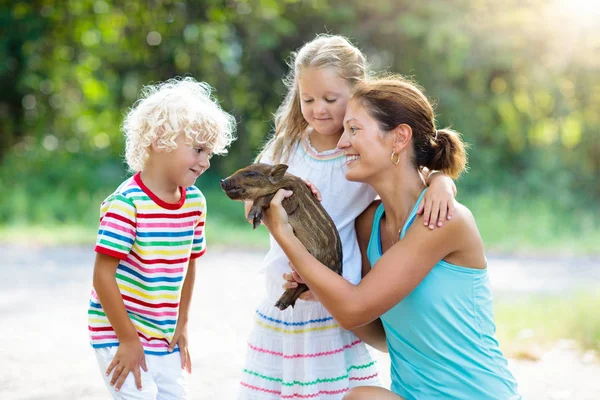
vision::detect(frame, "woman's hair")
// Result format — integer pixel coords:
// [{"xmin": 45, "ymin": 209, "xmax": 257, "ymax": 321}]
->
[
  {"xmin": 352, "ymin": 76, "xmax": 467, "ymax": 179},
  {"xmin": 259, "ymin": 34, "xmax": 368, "ymax": 163},
  {"xmin": 122, "ymin": 77, "xmax": 237, "ymax": 172}
]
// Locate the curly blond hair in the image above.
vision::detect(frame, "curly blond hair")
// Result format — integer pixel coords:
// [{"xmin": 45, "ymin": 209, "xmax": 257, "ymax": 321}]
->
[{"xmin": 122, "ymin": 77, "xmax": 237, "ymax": 172}]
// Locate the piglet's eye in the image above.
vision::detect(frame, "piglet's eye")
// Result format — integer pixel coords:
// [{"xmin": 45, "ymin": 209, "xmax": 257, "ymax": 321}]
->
[{"xmin": 243, "ymin": 171, "xmax": 257, "ymax": 177}]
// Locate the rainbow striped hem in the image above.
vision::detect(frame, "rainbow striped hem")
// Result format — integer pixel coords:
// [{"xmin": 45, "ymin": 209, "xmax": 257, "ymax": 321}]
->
[
  {"xmin": 90, "ymin": 342, "xmax": 180, "ymax": 356},
  {"xmin": 240, "ymin": 361, "xmax": 378, "ymax": 397},
  {"xmin": 247, "ymin": 339, "xmax": 363, "ymax": 359}
]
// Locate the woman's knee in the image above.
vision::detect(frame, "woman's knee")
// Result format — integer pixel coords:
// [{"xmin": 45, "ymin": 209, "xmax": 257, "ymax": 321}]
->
[
  {"xmin": 344, "ymin": 386, "xmax": 404, "ymax": 400},
  {"xmin": 344, "ymin": 387, "xmax": 374, "ymax": 400}
]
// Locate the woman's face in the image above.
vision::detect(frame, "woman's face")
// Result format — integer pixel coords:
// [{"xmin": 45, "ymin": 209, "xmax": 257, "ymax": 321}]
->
[{"xmin": 337, "ymin": 99, "xmax": 392, "ymax": 183}]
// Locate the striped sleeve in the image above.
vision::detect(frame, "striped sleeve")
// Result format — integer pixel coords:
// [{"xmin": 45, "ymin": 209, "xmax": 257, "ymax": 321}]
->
[
  {"xmin": 94, "ymin": 194, "xmax": 137, "ymax": 260},
  {"xmin": 191, "ymin": 195, "xmax": 206, "ymax": 259}
]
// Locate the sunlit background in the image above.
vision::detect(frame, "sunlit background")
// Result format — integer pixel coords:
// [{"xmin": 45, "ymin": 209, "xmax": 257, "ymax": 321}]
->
[{"xmin": 1, "ymin": 0, "xmax": 599, "ymax": 399}]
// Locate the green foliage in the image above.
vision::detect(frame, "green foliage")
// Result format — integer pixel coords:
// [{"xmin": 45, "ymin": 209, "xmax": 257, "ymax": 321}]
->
[{"xmin": 1, "ymin": 0, "xmax": 599, "ymax": 253}]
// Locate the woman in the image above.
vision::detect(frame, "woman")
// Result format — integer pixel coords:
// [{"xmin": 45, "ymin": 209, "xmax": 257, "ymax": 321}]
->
[{"xmin": 261, "ymin": 76, "xmax": 521, "ymax": 399}]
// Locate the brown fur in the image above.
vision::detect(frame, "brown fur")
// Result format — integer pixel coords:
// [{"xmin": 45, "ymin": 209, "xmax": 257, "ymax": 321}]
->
[{"xmin": 220, "ymin": 163, "xmax": 343, "ymax": 310}]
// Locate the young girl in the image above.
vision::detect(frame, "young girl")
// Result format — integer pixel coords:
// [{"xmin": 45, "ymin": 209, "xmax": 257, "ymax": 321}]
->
[
  {"xmin": 238, "ymin": 35, "xmax": 456, "ymax": 399},
  {"xmin": 88, "ymin": 77, "xmax": 236, "ymax": 399}
]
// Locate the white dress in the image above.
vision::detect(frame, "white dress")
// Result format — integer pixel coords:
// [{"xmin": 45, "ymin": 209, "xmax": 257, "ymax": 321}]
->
[{"xmin": 238, "ymin": 135, "xmax": 381, "ymax": 399}]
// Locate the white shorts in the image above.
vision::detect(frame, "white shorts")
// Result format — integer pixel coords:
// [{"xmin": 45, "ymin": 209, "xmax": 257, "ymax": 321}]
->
[{"xmin": 95, "ymin": 347, "xmax": 189, "ymax": 400}]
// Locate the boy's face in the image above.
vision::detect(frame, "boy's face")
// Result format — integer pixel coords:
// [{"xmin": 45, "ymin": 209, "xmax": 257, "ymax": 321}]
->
[{"xmin": 159, "ymin": 133, "xmax": 212, "ymax": 187}]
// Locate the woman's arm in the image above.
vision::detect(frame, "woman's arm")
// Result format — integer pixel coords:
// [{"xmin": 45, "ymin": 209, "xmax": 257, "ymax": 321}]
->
[
  {"xmin": 349, "ymin": 201, "xmax": 388, "ymax": 352},
  {"xmin": 264, "ymin": 189, "xmax": 466, "ymax": 330}
]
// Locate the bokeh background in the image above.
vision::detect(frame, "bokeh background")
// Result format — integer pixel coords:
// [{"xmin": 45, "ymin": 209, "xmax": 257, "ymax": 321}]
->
[{"xmin": 1, "ymin": 0, "xmax": 599, "ymax": 398}]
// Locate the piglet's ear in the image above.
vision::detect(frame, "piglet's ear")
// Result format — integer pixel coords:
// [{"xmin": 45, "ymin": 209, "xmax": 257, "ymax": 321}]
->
[{"xmin": 269, "ymin": 164, "xmax": 288, "ymax": 183}]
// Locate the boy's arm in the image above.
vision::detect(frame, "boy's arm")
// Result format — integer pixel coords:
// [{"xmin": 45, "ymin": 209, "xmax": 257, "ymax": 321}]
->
[
  {"xmin": 169, "ymin": 194, "xmax": 205, "ymax": 371},
  {"xmin": 93, "ymin": 252, "xmax": 146, "ymax": 390},
  {"xmin": 93, "ymin": 194, "xmax": 145, "ymax": 390},
  {"xmin": 176, "ymin": 257, "xmax": 197, "ymax": 327},
  {"xmin": 166, "ymin": 248, "xmax": 197, "ymax": 373},
  {"xmin": 93, "ymin": 253, "xmax": 138, "ymax": 342}
]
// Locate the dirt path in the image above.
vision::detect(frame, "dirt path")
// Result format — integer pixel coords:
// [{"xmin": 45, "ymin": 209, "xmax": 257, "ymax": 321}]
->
[{"xmin": 1, "ymin": 245, "xmax": 599, "ymax": 399}]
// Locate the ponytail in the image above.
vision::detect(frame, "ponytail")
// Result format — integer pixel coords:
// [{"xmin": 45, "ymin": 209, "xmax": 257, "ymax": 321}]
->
[{"xmin": 419, "ymin": 128, "xmax": 467, "ymax": 179}]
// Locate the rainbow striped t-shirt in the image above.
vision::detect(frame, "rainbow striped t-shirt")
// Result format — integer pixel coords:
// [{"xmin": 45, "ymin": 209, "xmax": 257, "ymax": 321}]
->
[{"xmin": 88, "ymin": 172, "xmax": 206, "ymax": 355}]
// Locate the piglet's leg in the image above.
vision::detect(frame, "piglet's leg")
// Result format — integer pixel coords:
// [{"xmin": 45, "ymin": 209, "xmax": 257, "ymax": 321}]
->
[
  {"xmin": 275, "ymin": 284, "xmax": 309, "ymax": 310},
  {"xmin": 247, "ymin": 196, "xmax": 271, "ymax": 229}
]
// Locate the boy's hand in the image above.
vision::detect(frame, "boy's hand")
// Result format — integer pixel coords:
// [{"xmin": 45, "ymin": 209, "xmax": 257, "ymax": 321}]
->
[
  {"xmin": 417, "ymin": 173, "xmax": 456, "ymax": 229},
  {"xmin": 282, "ymin": 262, "xmax": 318, "ymax": 301},
  {"xmin": 168, "ymin": 324, "xmax": 192, "ymax": 373},
  {"xmin": 106, "ymin": 338, "xmax": 147, "ymax": 391}
]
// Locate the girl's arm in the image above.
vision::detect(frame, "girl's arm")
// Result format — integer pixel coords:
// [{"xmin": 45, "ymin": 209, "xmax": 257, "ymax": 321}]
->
[
  {"xmin": 349, "ymin": 201, "xmax": 388, "ymax": 352},
  {"xmin": 264, "ymin": 189, "xmax": 467, "ymax": 330},
  {"xmin": 418, "ymin": 171, "xmax": 457, "ymax": 229}
]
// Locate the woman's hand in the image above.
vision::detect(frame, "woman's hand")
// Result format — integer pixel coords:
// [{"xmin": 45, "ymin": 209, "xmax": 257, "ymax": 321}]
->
[
  {"xmin": 282, "ymin": 262, "xmax": 318, "ymax": 301},
  {"xmin": 245, "ymin": 180, "xmax": 319, "ymax": 227},
  {"xmin": 262, "ymin": 188, "xmax": 294, "ymax": 236},
  {"xmin": 417, "ymin": 173, "xmax": 456, "ymax": 229}
]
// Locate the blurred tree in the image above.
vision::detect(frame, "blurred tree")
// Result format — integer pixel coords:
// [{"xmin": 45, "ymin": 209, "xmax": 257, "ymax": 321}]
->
[{"xmin": 0, "ymin": 0, "xmax": 598, "ymax": 221}]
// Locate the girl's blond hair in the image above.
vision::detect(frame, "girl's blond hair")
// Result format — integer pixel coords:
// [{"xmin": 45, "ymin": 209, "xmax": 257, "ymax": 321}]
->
[
  {"xmin": 123, "ymin": 77, "xmax": 236, "ymax": 172},
  {"xmin": 260, "ymin": 34, "xmax": 368, "ymax": 163}
]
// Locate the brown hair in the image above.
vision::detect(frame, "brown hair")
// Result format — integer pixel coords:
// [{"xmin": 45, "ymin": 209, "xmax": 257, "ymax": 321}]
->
[
  {"xmin": 352, "ymin": 76, "xmax": 468, "ymax": 179},
  {"xmin": 258, "ymin": 34, "xmax": 368, "ymax": 163}
]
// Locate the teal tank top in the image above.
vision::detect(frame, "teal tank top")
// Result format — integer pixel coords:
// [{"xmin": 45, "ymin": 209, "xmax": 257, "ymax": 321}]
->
[{"xmin": 367, "ymin": 189, "xmax": 521, "ymax": 399}]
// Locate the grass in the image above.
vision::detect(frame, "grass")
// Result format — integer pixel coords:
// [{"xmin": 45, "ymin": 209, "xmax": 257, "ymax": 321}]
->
[
  {"xmin": 463, "ymin": 193, "xmax": 600, "ymax": 256},
  {"xmin": 2, "ymin": 191, "xmax": 600, "ymax": 255},
  {"xmin": 5, "ymin": 189, "xmax": 597, "ymax": 255},
  {"xmin": 0, "ymin": 177, "xmax": 271, "ymax": 249},
  {"xmin": 495, "ymin": 291, "xmax": 600, "ymax": 359},
  {"xmin": 0, "ymin": 217, "xmax": 270, "ymax": 249}
]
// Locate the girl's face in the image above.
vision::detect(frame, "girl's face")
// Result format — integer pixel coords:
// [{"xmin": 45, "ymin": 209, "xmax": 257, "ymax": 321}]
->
[
  {"xmin": 297, "ymin": 67, "xmax": 352, "ymax": 138},
  {"xmin": 338, "ymin": 99, "xmax": 392, "ymax": 183}
]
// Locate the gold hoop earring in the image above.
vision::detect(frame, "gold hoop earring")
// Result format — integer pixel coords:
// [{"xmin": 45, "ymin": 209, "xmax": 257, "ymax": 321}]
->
[{"xmin": 390, "ymin": 151, "xmax": 400, "ymax": 165}]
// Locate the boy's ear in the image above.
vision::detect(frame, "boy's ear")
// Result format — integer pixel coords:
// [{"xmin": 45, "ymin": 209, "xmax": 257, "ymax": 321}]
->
[
  {"xmin": 269, "ymin": 164, "xmax": 288, "ymax": 183},
  {"xmin": 150, "ymin": 127, "xmax": 167, "ymax": 153}
]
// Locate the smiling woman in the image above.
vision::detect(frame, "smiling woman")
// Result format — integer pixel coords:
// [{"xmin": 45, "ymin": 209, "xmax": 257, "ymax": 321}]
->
[{"xmin": 261, "ymin": 75, "xmax": 521, "ymax": 399}]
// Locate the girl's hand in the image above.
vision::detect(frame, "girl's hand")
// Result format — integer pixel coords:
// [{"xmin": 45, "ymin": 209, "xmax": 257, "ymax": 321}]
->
[
  {"xmin": 304, "ymin": 179, "xmax": 322, "ymax": 202},
  {"xmin": 282, "ymin": 262, "xmax": 318, "ymax": 301},
  {"xmin": 168, "ymin": 324, "xmax": 192, "ymax": 373},
  {"xmin": 417, "ymin": 173, "xmax": 456, "ymax": 229},
  {"xmin": 106, "ymin": 338, "xmax": 147, "ymax": 391},
  {"xmin": 263, "ymin": 189, "xmax": 294, "ymax": 236}
]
